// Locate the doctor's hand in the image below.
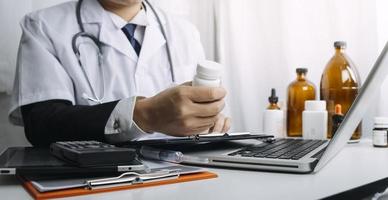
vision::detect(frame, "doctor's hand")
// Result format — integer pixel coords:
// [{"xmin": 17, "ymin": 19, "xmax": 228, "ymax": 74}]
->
[
  {"xmin": 133, "ymin": 83, "xmax": 228, "ymax": 136},
  {"xmin": 208, "ymin": 113, "xmax": 231, "ymax": 134}
]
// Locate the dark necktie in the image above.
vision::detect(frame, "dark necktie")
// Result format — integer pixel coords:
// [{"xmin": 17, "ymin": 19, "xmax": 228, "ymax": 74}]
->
[{"xmin": 122, "ymin": 24, "xmax": 142, "ymax": 56}]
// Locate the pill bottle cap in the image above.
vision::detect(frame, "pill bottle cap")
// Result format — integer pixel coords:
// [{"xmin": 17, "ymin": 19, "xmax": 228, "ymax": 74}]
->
[
  {"xmin": 334, "ymin": 41, "xmax": 347, "ymax": 49},
  {"xmin": 334, "ymin": 104, "xmax": 343, "ymax": 116},
  {"xmin": 197, "ymin": 60, "xmax": 222, "ymax": 80},
  {"xmin": 305, "ymin": 100, "xmax": 326, "ymax": 111},
  {"xmin": 374, "ymin": 117, "xmax": 388, "ymax": 126}
]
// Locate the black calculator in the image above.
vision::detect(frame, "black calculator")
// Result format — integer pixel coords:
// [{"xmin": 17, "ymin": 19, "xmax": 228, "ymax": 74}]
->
[{"xmin": 50, "ymin": 141, "xmax": 137, "ymax": 167}]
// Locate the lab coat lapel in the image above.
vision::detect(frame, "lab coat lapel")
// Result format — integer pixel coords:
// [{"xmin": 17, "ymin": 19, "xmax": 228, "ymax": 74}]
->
[
  {"xmin": 81, "ymin": 0, "xmax": 137, "ymax": 62},
  {"xmin": 99, "ymin": 23, "xmax": 138, "ymax": 61},
  {"xmin": 137, "ymin": 7, "xmax": 167, "ymax": 65},
  {"xmin": 138, "ymin": 25, "xmax": 166, "ymax": 64}
]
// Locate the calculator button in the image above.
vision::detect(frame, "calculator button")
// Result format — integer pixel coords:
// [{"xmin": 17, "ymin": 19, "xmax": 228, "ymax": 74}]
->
[{"xmin": 87, "ymin": 145, "xmax": 100, "ymax": 148}]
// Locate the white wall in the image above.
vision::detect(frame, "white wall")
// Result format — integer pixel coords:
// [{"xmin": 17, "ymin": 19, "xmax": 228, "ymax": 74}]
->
[
  {"xmin": 0, "ymin": 0, "xmax": 70, "ymax": 93},
  {"xmin": 153, "ymin": 0, "xmax": 388, "ymax": 136},
  {"xmin": 0, "ymin": 1, "xmax": 30, "ymax": 92},
  {"xmin": 376, "ymin": 0, "xmax": 388, "ymax": 118},
  {"xmin": 0, "ymin": 1, "xmax": 387, "ymax": 150}
]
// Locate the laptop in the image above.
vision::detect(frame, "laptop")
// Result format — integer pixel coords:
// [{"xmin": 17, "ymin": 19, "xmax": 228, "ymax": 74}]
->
[{"xmin": 176, "ymin": 42, "xmax": 388, "ymax": 173}]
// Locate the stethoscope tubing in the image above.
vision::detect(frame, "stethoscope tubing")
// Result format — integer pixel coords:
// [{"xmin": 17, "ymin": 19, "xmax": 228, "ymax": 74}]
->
[{"xmin": 72, "ymin": 0, "xmax": 174, "ymax": 104}]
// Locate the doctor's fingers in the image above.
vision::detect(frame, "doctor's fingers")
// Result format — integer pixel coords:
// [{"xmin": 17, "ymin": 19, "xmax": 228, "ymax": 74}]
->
[
  {"xmin": 187, "ymin": 86, "xmax": 226, "ymax": 103},
  {"xmin": 181, "ymin": 81, "xmax": 193, "ymax": 86},
  {"xmin": 191, "ymin": 126, "xmax": 216, "ymax": 135},
  {"xmin": 180, "ymin": 116, "xmax": 219, "ymax": 135},
  {"xmin": 208, "ymin": 115, "xmax": 225, "ymax": 133},
  {"xmin": 190, "ymin": 100, "xmax": 225, "ymax": 117},
  {"xmin": 222, "ymin": 117, "xmax": 232, "ymax": 133}
]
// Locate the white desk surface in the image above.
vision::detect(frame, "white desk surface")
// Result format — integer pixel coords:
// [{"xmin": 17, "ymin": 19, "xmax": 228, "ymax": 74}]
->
[{"xmin": 1, "ymin": 139, "xmax": 387, "ymax": 200}]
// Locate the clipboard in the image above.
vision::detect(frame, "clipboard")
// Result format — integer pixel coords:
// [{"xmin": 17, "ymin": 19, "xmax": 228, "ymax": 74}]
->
[
  {"xmin": 20, "ymin": 170, "xmax": 217, "ymax": 200},
  {"xmin": 121, "ymin": 132, "xmax": 274, "ymax": 146}
]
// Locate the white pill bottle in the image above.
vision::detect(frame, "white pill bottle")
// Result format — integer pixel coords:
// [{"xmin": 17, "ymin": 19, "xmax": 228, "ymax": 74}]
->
[
  {"xmin": 302, "ymin": 100, "xmax": 328, "ymax": 140},
  {"xmin": 192, "ymin": 60, "xmax": 222, "ymax": 87}
]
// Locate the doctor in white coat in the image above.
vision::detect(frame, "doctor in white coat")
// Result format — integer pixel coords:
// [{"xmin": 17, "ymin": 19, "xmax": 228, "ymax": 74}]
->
[{"xmin": 9, "ymin": 0, "xmax": 230, "ymax": 146}]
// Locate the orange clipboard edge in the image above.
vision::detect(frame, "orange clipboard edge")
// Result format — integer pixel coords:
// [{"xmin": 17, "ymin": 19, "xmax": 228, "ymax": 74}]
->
[{"xmin": 19, "ymin": 171, "xmax": 217, "ymax": 200}]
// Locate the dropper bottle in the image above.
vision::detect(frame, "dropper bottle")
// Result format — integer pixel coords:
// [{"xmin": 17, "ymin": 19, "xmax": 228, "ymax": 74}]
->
[
  {"xmin": 267, "ymin": 89, "xmax": 281, "ymax": 110},
  {"xmin": 263, "ymin": 88, "xmax": 284, "ymax": 138}
]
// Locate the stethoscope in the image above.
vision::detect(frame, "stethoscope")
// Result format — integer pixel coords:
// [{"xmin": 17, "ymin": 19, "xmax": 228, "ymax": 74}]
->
[{"xmin": 72, "ymin": 0, "xmax": 175, "ymax": 104}]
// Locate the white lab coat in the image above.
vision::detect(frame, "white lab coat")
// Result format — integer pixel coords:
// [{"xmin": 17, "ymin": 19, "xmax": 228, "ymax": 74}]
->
[{"xmin": 9, "ymin": 0, "xmax": 205, "ymax": 142}]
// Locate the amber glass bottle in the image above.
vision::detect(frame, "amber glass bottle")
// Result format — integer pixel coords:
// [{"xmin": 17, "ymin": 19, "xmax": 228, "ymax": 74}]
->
[
  {"xmin": 320, "ymin": 41, "xmax": 362, "ymax": 141},
  {"xmin": 287, "ymin": 68, "xmax": 316, "ymax": 137}
]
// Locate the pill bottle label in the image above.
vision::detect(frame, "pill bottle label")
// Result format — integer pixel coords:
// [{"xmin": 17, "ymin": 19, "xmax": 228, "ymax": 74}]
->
[{"xmin": 373, "ymin": 130, "xmax": 387, "ymax": 147}]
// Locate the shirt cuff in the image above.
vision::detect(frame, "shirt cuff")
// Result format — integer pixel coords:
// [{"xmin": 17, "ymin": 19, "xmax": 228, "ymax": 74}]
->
[{"xmin": 104, "ymin": 96, "xmax": 150, "ymax": 144}]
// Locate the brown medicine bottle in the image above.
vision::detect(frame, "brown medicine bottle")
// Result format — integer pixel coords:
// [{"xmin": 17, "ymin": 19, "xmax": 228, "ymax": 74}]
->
[
  {"xmin": 320, "ymin": 41, "xmax": 362, "ymax": 141},
  {"xmin": 287, "ymin": 68, "xmax": 316, "ymax": 137}
]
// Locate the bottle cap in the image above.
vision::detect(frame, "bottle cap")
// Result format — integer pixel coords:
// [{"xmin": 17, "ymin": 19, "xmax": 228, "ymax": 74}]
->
[
  {"xmin": 304, "ymin": 100, "xmax": 326, "ymax": 111},
  {"xmin": 268, "ymin": 88, "xmax": 278, "ymax": 104},
  {"xmin": 197, "ymin": 60, "xmax": 222, "ymax": 80},
  {"xmin": 334, "ymin": 41, "xmax": 347, "ymax": 49},
  {"xmin": 374, "ymin": 117, "xmax": 388, "ymax": 125},
  {"xmin": 296, "ymin": 68, "xmax": 308, "ymax": 74},
  {"xmin": 334, "ymin": 104, "xmax": 343, "ymax": 115}
]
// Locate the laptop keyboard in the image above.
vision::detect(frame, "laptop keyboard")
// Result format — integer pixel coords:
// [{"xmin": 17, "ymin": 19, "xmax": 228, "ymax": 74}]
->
[{"xmin": 227, "ymin": 138, "xmax": 327, "ymax": 160}]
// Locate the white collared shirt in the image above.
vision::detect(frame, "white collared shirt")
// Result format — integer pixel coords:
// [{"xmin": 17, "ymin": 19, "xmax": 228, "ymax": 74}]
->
[{"xmin": 108, "ymin": 6, "xmax": 148, "ymax": 45}]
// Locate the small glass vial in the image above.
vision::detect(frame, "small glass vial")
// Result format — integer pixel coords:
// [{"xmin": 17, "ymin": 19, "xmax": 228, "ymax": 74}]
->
[
  {"xmin": 332, "ymin": 104, "xmax": 344, "ymax": 137},
  {"xmin": 192, "ymin": 60, "xmax": 222, "ymax": 87},
  {"xmin": 373, "ymin": 117, "xmax": 388, "ymax": 148}
]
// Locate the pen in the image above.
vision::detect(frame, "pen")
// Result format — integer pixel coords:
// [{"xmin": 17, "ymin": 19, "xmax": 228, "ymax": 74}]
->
[{"xmin": 139, "ymin": 146, "xmax": 209, "ymax": 164}]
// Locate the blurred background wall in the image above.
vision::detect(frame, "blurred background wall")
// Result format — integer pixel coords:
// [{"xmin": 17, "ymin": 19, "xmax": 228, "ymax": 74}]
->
[{"xmin": 1, "ymin": 0, "xmax": 388, "ymax": 151}]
